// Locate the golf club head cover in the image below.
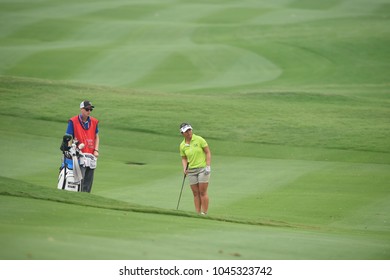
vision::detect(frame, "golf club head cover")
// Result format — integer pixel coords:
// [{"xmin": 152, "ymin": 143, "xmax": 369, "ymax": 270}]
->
[{"xmin": 60, "ymin": 134, "xmax": 72, "ymax": 152}]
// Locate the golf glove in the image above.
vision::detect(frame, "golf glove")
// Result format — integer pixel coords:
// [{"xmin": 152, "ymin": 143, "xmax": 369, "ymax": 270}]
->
[{"xmin": 204, "ymin": 165, "xmax": 211, "ymax": 175}]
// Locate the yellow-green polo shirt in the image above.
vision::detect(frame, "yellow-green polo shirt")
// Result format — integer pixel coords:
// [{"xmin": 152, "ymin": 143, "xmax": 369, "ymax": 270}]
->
[{"xmin": 180, "ymin": 134, "xmax": 208, "ymax": 169}]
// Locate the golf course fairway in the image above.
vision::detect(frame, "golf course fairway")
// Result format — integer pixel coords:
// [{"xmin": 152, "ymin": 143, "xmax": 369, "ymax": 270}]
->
[{"xmin": 0, "ymin": 0, "xmax": 389, "ymax": 260}]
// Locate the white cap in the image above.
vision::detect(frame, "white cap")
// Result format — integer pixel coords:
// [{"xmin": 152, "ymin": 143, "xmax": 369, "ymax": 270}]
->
[{"xmin": 180, "ymin": 124, "xmax": 192, "ymax": 133}]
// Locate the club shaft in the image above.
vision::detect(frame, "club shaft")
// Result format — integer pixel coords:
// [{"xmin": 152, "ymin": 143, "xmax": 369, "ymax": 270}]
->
[
  {"xmin": 176, "ymin": 174, "xmax": 186, "ymax": 210},
  {"xmin": 176, "ymin": 163, "xmax": 189, "ymax": 210}
]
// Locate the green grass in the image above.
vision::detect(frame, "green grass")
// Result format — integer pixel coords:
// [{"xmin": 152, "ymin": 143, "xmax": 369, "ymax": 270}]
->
[
  {"xmin": 1, "ymin": 179, "xmax": 389, "ymax": 260},
  {"xmin": 0, "ymin": 0, "xmax": 389, "ymax": 260}
]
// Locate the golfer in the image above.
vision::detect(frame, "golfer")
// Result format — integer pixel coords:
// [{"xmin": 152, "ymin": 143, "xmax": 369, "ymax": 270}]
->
[
  {"xmin": 65, "ymin": 100, "xmax": 100, "ymax": 193},
  {"xmin": 179, "ymin": 123, "xmax": 211, "ymax": 215}
]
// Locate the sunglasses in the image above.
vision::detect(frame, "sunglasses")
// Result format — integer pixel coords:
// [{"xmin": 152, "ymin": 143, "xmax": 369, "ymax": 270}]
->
[{"xmin": 84, "ymin": 108, "xmax": 93, "ymax": 112}]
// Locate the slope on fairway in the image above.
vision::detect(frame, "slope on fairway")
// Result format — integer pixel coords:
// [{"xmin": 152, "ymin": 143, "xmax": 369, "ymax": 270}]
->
[
  {"xmin": 1, "ymin": 179, "xmax": 389, "ymax": 260},
  {"xmin": 0, "ymin": 76, "xmax": 389, "ymax": 260}
]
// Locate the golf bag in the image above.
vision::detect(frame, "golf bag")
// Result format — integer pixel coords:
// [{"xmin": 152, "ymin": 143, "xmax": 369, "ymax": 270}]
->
[
  {"xmin": 58, "ymin": 163, "xmax": 81, "ymax": 192},
  {"xmin": 57, "ymin": 135, "xmax": 83, "ymax": 192}
]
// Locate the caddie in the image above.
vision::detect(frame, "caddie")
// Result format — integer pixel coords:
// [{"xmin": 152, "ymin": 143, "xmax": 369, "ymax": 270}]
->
[{"xmin": 65, "ymin": 100, "xmax": 100, "ymax": 193}]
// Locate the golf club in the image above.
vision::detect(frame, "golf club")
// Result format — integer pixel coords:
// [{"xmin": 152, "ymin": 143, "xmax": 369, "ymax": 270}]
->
[{"xmin": 176, "ymin": 163, "xmax": 189, "ymax": 210}]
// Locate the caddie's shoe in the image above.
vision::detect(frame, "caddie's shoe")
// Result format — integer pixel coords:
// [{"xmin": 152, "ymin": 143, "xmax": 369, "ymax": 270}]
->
[{"xmin": 200, "ymin": 212, "xmax": 207, "ymax": 216}]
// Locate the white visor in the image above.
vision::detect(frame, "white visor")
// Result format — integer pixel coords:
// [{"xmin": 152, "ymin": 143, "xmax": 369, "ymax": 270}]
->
[{"xmin": 180, "ymin": 124, "xmax": 192, "ymax": 133}]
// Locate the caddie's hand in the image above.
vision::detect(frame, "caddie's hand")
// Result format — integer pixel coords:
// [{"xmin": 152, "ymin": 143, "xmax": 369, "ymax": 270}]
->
[
  {"xmin": 204, "ymin": 165, "xmax": 211, "ymax": 175},
  {"xmin": 93, "ymin": 150, "xmax": 99, "ymax": 158}
]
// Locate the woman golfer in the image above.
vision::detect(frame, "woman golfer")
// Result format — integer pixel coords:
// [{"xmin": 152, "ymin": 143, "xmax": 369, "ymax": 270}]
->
[{"xmin": 179, "ymin": 123, "xmax": 211, "ymax": 215}]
